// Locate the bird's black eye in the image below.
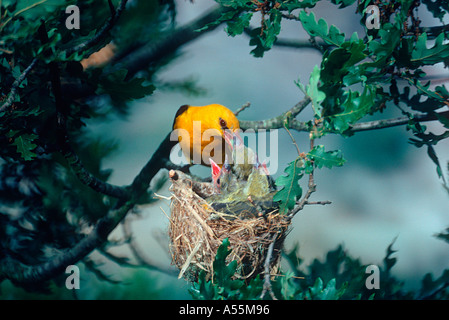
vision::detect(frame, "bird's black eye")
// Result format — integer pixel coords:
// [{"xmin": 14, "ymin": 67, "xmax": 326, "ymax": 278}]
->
[{"xmin": 219, "ymin": 117, "xmax": 228, "ymax": 129}]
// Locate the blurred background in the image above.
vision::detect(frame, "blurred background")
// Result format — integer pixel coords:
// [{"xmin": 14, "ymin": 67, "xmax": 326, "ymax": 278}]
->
[{"xmin": 2, "ymin": 0, "xmax": 448, "ymax": 299}]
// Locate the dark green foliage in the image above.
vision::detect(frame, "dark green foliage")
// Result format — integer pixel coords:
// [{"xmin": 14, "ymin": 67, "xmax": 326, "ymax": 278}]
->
[
  {"xmin": 95, "ymin": 68, "xmax": 155, "ymax": 110},
  {"xmin": 273, "ymin": 145, "xmax": 344, "ymax": 213},
  {"xmin": 422, "ymin": 0, "xmax": 449, "ymax": 21},
  {"xmin": 299, "ymin": 11, "xmax": 345, "ymax": 47},
  {"xmin": 190, "ymin": 238, "xmax": 245, "ymax": 300},
  {"xmin": 0, "ymin": 0, "xmax": 177, "ymax": 293},
  {"xmin": 191, "ymin": 238, "xmax": 449, "ymax": 300}
]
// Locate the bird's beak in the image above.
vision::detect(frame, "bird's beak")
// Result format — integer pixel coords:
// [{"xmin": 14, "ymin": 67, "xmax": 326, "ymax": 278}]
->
[
  {"xmin": 233, "ymin": 129, "xmax": 244, "ymax": 147},
  {"xmin": 223, "ymin": 154, "xmax": 231, "ymax": 172},
  {"xmin": 223, "ymin": 129, "xmax": 234, "ymax": 152},
  {"xmin": 223, "ymin": 129, "xmax": 243, "ymax": 152},
  {"xmin": 209, "ymin": 158, "xmax": 221, "ymax": 193}
]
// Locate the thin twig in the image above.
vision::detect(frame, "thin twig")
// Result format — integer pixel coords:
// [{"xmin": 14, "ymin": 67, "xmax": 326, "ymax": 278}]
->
[
  {"xmin": 243, "ymin": 27, "xmax": 327, "ymax": 54},
  {"xmin": 234, "ymin": 102, "xmax": 251, "ymax": 116},
  {"xmin": 288, "ymin": 139, "xmax": 316, "ymax": 219},
  {"xmin": 239, "ymin": 96, "xmax": 312, "ymax": 131},
  {"xmin": 283, "ymin": 119, "xmax": 301, "ymax": 156},
  {"xmin": 178, "ymin": 241, "xmax": 203, "ymax": 279},
  {"xmin": 63, "ymin": 0, "xmax": 129, "ymax": 58},
  {"xmin": 240, "ymin": 99, "xmax": 449, "ymax": 133},
  {"xmin": 349, "ymin": 112, "xmax": 448, "ymax": 132},
  {"xmin": 0, "ymin": 58, "xmax": 38, "ymax": 113},
  {"xmin": 62, "ymin": 146, "xmax": 130, "ymax": 199},
  {"xmin": 260, "ymin": 232, "xmax": 278, "ymax": 300},
  {"xmin": 305, "ymin": 200, "xmax": 332, "ymax": 206}
]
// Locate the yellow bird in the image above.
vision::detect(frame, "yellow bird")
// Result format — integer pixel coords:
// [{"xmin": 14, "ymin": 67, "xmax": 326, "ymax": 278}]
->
[{"xmin": 172, "ymin": 104, "xmax": 240, "ymax": 167}]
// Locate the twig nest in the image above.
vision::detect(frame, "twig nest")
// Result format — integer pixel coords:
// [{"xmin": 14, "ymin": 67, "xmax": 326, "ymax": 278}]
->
[{"xmin": 168, "ymin": 170, "xmax": 290, "ymax": 282}]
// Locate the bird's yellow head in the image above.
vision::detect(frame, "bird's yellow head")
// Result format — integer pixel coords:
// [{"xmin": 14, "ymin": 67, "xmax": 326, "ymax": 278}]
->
[
  {"xmin": 173, "ymin": 104, "xmax": 240, "ymax": 133},
  {"xmin": 172, "ymin": 104, "xmax": 240, "ymax": 166},
  {"xmin": 199, "ymin": 104, "xmax": 240, "ymax": 136}
]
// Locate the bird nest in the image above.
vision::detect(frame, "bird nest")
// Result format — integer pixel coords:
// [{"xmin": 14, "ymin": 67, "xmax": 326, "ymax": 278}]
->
[{"xmin": 168, "ymin": 170, "xmax": 291, "ymax": 282}]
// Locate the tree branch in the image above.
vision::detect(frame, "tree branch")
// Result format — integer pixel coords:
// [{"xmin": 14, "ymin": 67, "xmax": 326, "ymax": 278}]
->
[
  {"xmin": 348, "ymin": 111, "xmax": 449, "ymax": 133},
  {"xmin": 260, "ymin": 232, "xmax": 278, "ymax": 300},
  {"xmin": 243, "ymin": 27, "xmax": 328, "ymax": 53},
  {"xmin": 61, "ymin": 145, "xmax": 130, "ymax": 199},
  {"xmin": 239, "ymin": 96, "xmax": 311, "ymax": 130},
  {"xmin": 234, "ymin": 102, "xmax": 251, "ymax": 116},
  {"xmin": 110, "ymin": 5, "xmax": 228, "ymax": 78},
  {"xmin": 129, "ymin": 132, "xmax": 177, "ymax": 196},
  {"xmin": 0, "ymin": 132, "xmax": 177, "ymax": 285},
  {"xmin": 0, "ymin": 201, "xmax": 133, "ymax": 285},
  {"xmin": 240, "ymin": 97, "xmax": 449, "ymax": 134},
  {"xmin": 288, "ymin": 140, "xmax": 317, "ymax": 219},
  {"xmin": 0, "ymin": 57, "xmax": 38, "ymax": 113},
  {"xmin": 63, "ymin": 0, "xmax": 129, "ymax": 58}
]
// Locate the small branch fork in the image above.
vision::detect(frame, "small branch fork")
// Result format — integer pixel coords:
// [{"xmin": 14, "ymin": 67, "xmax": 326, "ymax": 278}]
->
[
  {"xmin": 260, "ymin": 232, "xmax": 279, "ymax": 300},
  {"xmin": 239, "ymin": 96, "xmax": 449, "ymax": 133}
]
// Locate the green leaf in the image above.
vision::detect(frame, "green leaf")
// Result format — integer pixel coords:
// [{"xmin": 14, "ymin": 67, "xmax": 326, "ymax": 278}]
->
[
  {"xmin": 281, "ymin": 0, "xmax": 319, "ymax": 12},
  {"xmin": 321, "ymin": 38, "xmax": 367, "ymax": 85},
  {"xmin": 330, "ymin": 0, "xmax": 357, "ymax": 8},
  {"xmin": 97, "ymin": 69, "xmax": 155, "ymax": 105},
  {"xmin": 273, "ymin": 158, "xmax": 304, "ymax": 214},
  {"xmin": 249, "ymin": 9, "xmax": 282, "ymax": 57},
  {"xmin": 327, "ymin": 85, "xmax": 376, "ymax": 133},
  {"xmin": 366, "ymin": 23, "xmax": 402, "ymax": 67},
  {"xmin": 195, "ymin": 10, "xmax": 238, "ymax": 33},
  {"xmin": 306, "ymin": 278, "xmax": 346, "ymax": 300},
  {"xmin": 436, "ymin": 112, "xmax": 449, "ymax": 129},
  {"xmin": 299, "ymin": 11, "xmax": 345, "ymax": 47},
  {"xmin": 226, "ymin": 12, "xmax": 253, "ymax": 37},
  {"xmin": 213, "ymin": 238, "xmax": 244, "ymax": 295},
  {"xmin": 296, "ymin": 65, "xmax": 326, "ymax": 118},
  {"xmin": 238, "ymin": 275, "xmax": 264, "ymax": 299},
  {"xmin": 190, "ymin": 271, "xmax": 217, "ymax": 300},
  {"xmin": 279, "ymin": 270, "xmax": 300, "ymax": 299},
  {"xmin": 383, "ymin": 238, "xmax": 397, "ymax": 274},
  {"xmin": 12, "ymin": 134, "xmax": 38, "ymax": 161},
  {"xmin": 213, "ymin": 238, "xmax": 235, "ymax": 287},
  {"xmin": 427, "ymin": 144, "xmax": 445, "ymax": 180},
  {"xmin": 307, "ymin": 145, "xmax": 345, "ymax": 169},
  {"xmin": 411, "ymin": 32, "xmax": 449, "ymax": 67}
]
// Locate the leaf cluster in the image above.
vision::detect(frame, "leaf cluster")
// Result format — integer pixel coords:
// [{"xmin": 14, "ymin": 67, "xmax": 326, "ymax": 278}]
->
[
  {"xmin": 273, "ymin": 144, "xmax": 345, "ymax": 214},
  {"xmin": 212, "ymin": 0, "xmax": 449, "ymax": 182},
  {"xmin": 191, "ymin": 236, "xmax": 449, "ymax": 300}
]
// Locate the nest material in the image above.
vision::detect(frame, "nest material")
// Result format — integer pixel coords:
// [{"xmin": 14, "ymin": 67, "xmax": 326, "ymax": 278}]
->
[{"xmin": 168, "ymin": 170, "xmax": 291, "ymax": 282}]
